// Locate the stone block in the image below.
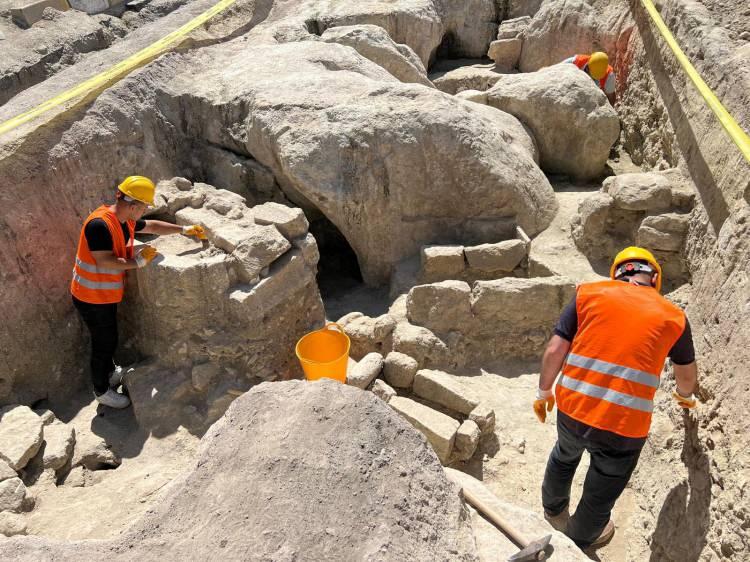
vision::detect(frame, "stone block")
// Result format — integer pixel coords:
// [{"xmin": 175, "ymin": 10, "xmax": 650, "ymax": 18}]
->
[
  {"xmin": 33, "ymin": 408, "xmax": 56, "ymax": 426},
  {"xmin": 203, "ymin": 187, "xmax": 247, "ymax": 216},
  {"xmin": 253, "ymin": 202, "xmax": 309, "ymax": 239},
  {"xmin": 487, "ymin": 38, "xmax": 522, "ymax": 70},
  {"xmin": 464, "ymin": 239, "xmax": 526, "ymax": 272},
  {"xmin": 407, "ymin": 281, "xmax": 472, "ymax": 334},
  {"xmin": 496, "ymin": 16, "xmax": 532, "ymax": 39},
  {"xmin": 454, "ymin": 419, "xmax": 481, "ymax": 461},
  {"xmin": 0, "ymin": 512, "xmax": 27, "ymax": 537},
  {"xmin": 347, "ymin": 352, "xmax": 384, "ymax": 389},
  {"xmin": 384, "ymin": 351, "xmax": 419, "ymax": 389},
  {"xmin": 231, "ymin": 225, "xmax": 291, "ymax": 282},
  {"xmin": 0, "ymin": 405, "xmax": 43, "ymax": 471},
  {"xmin": 389, "ymin": 396, "xmax": 459, "ymax": 464},
  {"xmin": 11, "ymin": 0, "xmax": 69, "ymax": 27},
  {"xmin": 392, "ymin": 323, "xmax": 449, "ymax": 368},
  {"xmin": 413, "ymin": 369, "xmax": 480, "ymax": 415},
  {"xmin": 292, "ymin": 232, "xmax": 320, "ymax": 266},
  {"xmin": 636, "ymin": 213, "xmax": 689, "ymax": 252},
  {"xmin": 68, "ymin": 0, "xmax": 122, "ymax": 14},
  {"xmin": 0, "ymin": 478, "xmax": 26, "ymax": 512},
  {"xmin": 469, "ymin": 404, "xmax": 496, "ymax": 436},
  {"xmin": 604, "ymin": 173, "xmax": 673, "ymax": 212},
  {"xmin": 42, "ymin": 420, "xmax": 75, "ymax": 471},
  {"xmin": 371, "ymin": 379, "xmax": 396, "ymax": 403},
  {"xmin": 421, "ymin": 245, "xmax": 465, "ymax": 281},
  {"xmin": 72, "ymin": 429, "xmax": 120, "ymax": 471}
]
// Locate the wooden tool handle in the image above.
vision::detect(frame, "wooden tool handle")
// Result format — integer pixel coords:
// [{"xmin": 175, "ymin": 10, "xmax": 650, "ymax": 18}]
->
[{"xmin": 462, "ymin": 486, "xmax": 529, "ymax": 548}]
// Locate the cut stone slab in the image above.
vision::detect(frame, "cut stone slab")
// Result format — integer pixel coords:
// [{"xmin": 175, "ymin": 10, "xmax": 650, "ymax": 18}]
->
[
  {"xmin": 0, "ymin": 405, "xmax": 44, "ymax": 471},
  {"xmin": 604, "ymin": 172, "xmax": 673, "ymax": 212},
  {"xmin": 636, "ymin": 213, "xmax": 690, "ymax": 252},
  {"xmin": 389, "ymin": 396, "xmax": 459, "ymax": 464},
  {"xmin": 454, "ymin": 419, "xmax": 481, "ymax": 461},
  {"xmin": 407, "ymin": 280, "xmax": 472, "ymax": 334},
  {"xmin": 10, "ymin": 0, "xmax": 69, "ymax": 27},
  {"xmin": 487, "ymin": 38, "xmax": 522, "ymax": 70},
  {"xmin": 469, "ymin": 404, "xmax": 496, "ymax": 436},
  {"xmin": 371, "ymin": 379, "xmax": 397, "ymax": 403},
  {"xmin": 392, "ymin": 322, "xmax": 450, "ymax": 368},
  {"xmin": 231, "ymin": 225, "xmax": 291, "ymax": 282},
  {"xmin": 346, "ymin": 352, "xmax": 384, "ymax": 389},
  {"xmin": 0, "ymin": 512, "xmax": 27, "ymax": 537},
  {"xmin": 41, "ymin": 420, "xmax": 75, "ymax": 471},
  {"xmin": 464, "ymin": 239, "xmax": 526, "ymax": 272},
  {"xmin": 252, "ymin": 202, "xmax": 309, "ymax": 239},
  {"xmin": 421, "ymin": 245, "xmax": 465, "ymax": 281},
  {"xmin": 413, "ymin": 369, "xmax": 480, "ymax": 415},
  {"xmin": 0, "ymin": 477, "xmax": 27, "ymax": 512},
  {"xmin": 384, "ymin": 351, "xmax": 419, "ymax": 389}
]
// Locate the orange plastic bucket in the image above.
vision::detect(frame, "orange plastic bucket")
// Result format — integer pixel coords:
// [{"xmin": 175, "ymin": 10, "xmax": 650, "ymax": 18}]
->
[{"xmin": 295, "ymin": 323, "xmax": 350, "ymax": 383}]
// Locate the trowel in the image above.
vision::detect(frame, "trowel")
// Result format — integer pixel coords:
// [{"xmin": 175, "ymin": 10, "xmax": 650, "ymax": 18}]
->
[{"xmin": 461, "ymin": 485, "xmax": 552, "ymax": 561}]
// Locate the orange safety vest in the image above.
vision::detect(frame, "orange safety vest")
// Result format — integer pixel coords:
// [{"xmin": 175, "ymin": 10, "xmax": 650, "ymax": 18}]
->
[
  {"xmin": 556, "ymin": 280, "xmax": 686, "ymax": 438},
  {"xmin": 573, "ymin": 54, "xmax": 614, "ymax": 91},
  {"xmin": 70, "ymin": 205, "xmax": 134, "ymax": 304}
]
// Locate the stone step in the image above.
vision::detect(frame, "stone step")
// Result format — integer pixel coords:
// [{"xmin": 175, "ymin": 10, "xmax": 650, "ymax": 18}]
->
[{"xmin": 389, "ymin": 396, "xmax": 459, "ymax": 464}]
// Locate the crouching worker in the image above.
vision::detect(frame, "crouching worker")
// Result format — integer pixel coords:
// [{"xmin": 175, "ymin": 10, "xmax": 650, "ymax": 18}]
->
[
  {"xmin": 564, "ymin": 51, "xmax": 616, "ymax": 105},
  {"xmin": 70, "ymin": 175, "xmax": 207, "ymax": 409}
]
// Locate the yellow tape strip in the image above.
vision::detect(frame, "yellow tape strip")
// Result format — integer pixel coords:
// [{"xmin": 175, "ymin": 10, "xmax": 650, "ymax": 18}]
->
[
  {"xmin": 0, "ymin": 0, "xmax": 239, "ymax": 137},
  {"xmin": 639, "ymin": 0, "xmax": 750, "ymax": 163}
]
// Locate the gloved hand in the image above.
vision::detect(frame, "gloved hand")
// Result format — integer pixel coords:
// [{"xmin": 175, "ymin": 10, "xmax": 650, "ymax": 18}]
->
[
  {"xmin": 182, "ymin": 225, "xmax": 207, "ymax": 239},
  {"xmin": 534, "ymin": 388, "xmax": 555, "ymax": 423},
  {"xmin": 135, "ymin": 246, "xmax": 158, "ymax": 268},
  {"xmin": 673, "ymin": 391, "xmax": 697, "ymax": 409}
]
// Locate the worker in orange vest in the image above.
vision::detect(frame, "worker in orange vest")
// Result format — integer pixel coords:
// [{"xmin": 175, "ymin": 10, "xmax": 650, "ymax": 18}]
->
[
  {"xmin": 534, "ymin": 247, "xmax": 697, "ymax": 548},
  {"xmin": 71, "ymin": 176, "xmax": 206, "ymax": 409},
  {"xmin": 564, "ymin": 51, "xmax": 617, "ymax": 105}
]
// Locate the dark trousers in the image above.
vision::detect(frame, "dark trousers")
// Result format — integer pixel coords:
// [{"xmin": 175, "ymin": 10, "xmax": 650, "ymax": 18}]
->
[
  {"xmin": 542, "ymin": 414, "xmax": 644, "ymax": 547},
  {"xmin": 72, "ymin": 296, "xmax": 118, "ymax": 395}
]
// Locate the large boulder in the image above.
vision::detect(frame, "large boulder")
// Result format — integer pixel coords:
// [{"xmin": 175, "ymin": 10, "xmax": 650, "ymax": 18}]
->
[
  {"xmin": 431, "ymin": 62, "xmax": 504, "ymax": 95},
  {"xmin": 0, "ymin": 381, "xmax": 479, "ymax": 560},
  {"xmin": 321, "ymin": 24, "xmax": 434, "ymax": 87},
  {"xmin": 486, "ymin": 64, "xmax": 620, "ymax": 181}
]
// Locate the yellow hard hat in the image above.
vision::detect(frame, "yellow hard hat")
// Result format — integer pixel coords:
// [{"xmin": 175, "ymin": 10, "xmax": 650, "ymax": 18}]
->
[
  {"xmin": 588, "ymin": 51, "xmax": 609, "ymax": 80},
  {"xmin": 118, "ymin": 175, "xmax": 155, "ymax": 205},
  {"xmin": 610, "ymin": 246, "xmax": 663, "ymax": 292}
]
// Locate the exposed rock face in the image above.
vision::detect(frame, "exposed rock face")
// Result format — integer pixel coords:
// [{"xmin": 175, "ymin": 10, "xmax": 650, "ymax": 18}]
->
[
  {"xmin": 0, "ymin": 406, "xmax": 43, "ymax": 471},
  {"xmin": 486, "ymin": 64, "xmax": 620, "ymax": 181},
  {"xmin": 0, "ymin": 381, "xmax": 479, "ymax": 561},
  {"xmin": 321, "ymin": 24, "xmax": 434, "ymax": 87},
  {"xmin": 432, "ymin": 63, "xmax": 504, "ymax": 94}
]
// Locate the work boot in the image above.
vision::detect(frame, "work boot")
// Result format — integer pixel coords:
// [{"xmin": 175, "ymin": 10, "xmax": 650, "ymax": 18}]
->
[
  {"xmin": 589, "ymin": 520, "xmax": 615, "ymax": 548},
  {"xmin": 544, "ymin": 509, "xmax": 570, "ymax": 532},
  {"xmin": 109, "ymin": 365, "xmax": 124, "ymax": 388},
  {"xmin": 95, "ymin": 389, "xmax": 131, "ymax": 409}
]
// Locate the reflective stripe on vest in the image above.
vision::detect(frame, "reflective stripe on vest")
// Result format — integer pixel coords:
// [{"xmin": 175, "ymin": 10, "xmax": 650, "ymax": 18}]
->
[
  {"xmin": 71, "ymin": 272, "xmax": 124, "ymax": 291},
  {"xmin": 75, "ymin": 257, "xmax": 121, "ymax": 276},
  {"xmin": 555, "ymin": 280, "xmax": 686, "ymax": 438}
]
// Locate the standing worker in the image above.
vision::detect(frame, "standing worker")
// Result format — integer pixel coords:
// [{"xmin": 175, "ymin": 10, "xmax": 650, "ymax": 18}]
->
[
  {"xmin": 534, "ymin": 247, "xmax": 698, "ymax": 548},
  {"xmin": 564, "ymin": 51, "xmax": 617, "ymax": 105},
  {"xmin": 71, "ymin": 175, "xmax": 206, "ymax": 409}
]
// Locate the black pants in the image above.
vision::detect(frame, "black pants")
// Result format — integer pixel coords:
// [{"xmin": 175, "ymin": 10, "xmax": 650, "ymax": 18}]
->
[
  {"xmin": 72, "ymin": 296, "xmax": 118, "ymax": 395},
  {"xmin": 542, "ymin": 413, "xmax": 644, "ymax": 547}
]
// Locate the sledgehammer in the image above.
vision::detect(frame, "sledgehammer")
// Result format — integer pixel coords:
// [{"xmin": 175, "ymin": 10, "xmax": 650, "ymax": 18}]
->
[{"xmin": 462, "ymin": 486, "xmax": 551, "ymax": 562}]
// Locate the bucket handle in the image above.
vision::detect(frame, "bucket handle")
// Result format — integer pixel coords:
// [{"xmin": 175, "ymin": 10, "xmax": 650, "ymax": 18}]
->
[{"xmin": 324, "ymin": 322, "xmax": 345, "ymax": 333}]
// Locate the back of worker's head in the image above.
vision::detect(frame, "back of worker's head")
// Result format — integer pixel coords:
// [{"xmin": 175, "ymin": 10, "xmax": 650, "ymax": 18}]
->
[
  {"xmin": 610, "ymin": 246, "xmax": 663, "ymax": 292},
  {"xmin": 588, "ymin": 51, "xmax": 609, "ymax": 80}
]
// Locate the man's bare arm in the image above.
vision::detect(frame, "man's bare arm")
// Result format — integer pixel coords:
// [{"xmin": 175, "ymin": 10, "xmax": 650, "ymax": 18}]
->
[{"xmin": 539, "ymin": 335, "xmax": 571, "ymax": 391}]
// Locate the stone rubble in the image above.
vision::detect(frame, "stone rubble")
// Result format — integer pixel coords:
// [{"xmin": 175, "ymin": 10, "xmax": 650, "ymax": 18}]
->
[
  {"xmin": 0, "ymin": 406, "xmax": 43, "ymax": 472},
  {"xmin": 346, "ymin": 352, "xmax": 384, "ymax": 389}
]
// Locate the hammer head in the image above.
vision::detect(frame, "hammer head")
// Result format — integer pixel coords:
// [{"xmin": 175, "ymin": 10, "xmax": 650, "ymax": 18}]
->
[{"xmin": 507, "ymin": 534, "xmax": 552, "ymax": 562}]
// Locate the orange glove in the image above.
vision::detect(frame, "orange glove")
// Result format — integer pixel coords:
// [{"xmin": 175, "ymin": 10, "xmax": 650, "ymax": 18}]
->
[
  {"xmin": 135, "ymin": 245, "xmax": 158, "ymax": 268},
  {"xmin": 534, "ymin": 388, "xmax": 555, "ymax": 423},
  {"xmin": 673, "ymin": 391, "xmax": 697, "ymax": 409},
  {"xmin": 182, "ymin": 225, "xmax": 207, "ymax": 239}
]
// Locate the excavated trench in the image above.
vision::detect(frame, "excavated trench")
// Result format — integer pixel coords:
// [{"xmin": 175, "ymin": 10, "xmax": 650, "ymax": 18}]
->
[{"xmin": 1, "ymin": 0, "xmax": 748, "ymax": 560}]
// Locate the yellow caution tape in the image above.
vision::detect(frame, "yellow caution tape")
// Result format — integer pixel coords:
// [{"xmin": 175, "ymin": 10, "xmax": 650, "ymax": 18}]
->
[
  {"xmin": 639, "ymin": 0, "xmax": 750, "ymax": 163},
  {"xmin": 0, "ymin": 0, "xmax": 240, "ymax": 137}
]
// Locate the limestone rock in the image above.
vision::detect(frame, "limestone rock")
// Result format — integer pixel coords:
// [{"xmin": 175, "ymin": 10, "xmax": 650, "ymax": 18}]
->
[
  {"xmin": 392, "ymin": 323, "xmax": 450, "ymax": 368},
  {"xmin": 0, "ymin": 512, "xmax": 27, "ymax": 537},
  {"xmin": 421, "ymin": 245, "xmax": 465, "ymax": 282},
  {"xmin": 455, "ymin": 89, "xmax": 488, "ymax": 104},
  {"xmin": 636, "ymin": 213, "xmax": 689, "ymax": 252},
  {"xmin": 469, "ymin": 404, "xmax": 496, "ymax": 436},
  {"xmin": 252, "ymin": 202, "xmax": 309, "ymax": 239},
  {"xmin": 464, "ymin": 239, "xmax": 526, "ymax": 272},
  {"xmin": 370, "ymin": 379, "xmax": 397, "ymax": 403},
  {"xmin": 202, "ymin": 187, "xmax": 246, "ymax": 216},
  {"xmin": 497, "ymin": 16, "xmax": 532, "ymax": 39},
  {"xmin": 33, "ymin": 409, "xmax": 56, "ymax": 426},
  {"xmin": 487, "ymin": 39, "xmax": 522, "ymax": 70},
  {"xmin": 191, "ymin": 363, "xmax": 221, "ymax": 392},
  {"xmin": 432, "ymin": 64, "xmax": 504, "ymax": 95},
  {"xmin": 604, "ymin": 172, "xmax": 673, "ymax": 211},
  {"xmin": 0, "ymin": 478, "xmax": 26, "ymax": 512},
  {"xmin": 506, "ymin": 0, "xmax": 543, "ymax": 18},
  {"xmin": 454, "ymin": 420, "xmax": 481, "ymax": 461},
  {"xmin": 231, "ymin": 225, "xmax": 291, "ymax": 282},
  {"xmin": 486, "ymin": 64, "xmax": 620, "ymax": 181},
  {"xmin": 321, "ymin": 25, "xmax": 434, "ymax": 87},
  {"xmin": 0, "ymin": 460, "xmax": 16, "ymax": 481},
  {"xmin": 413, "ymin": 369, "xmax": 480, "ymax": 415},
  {"xmin": 292, "ymin": 232, "xmax": 320, "ymax": 266},
  {"xmin": 72, "ymin": 430, "xmax": 120, "ymax": 471},
  {"xmin": 407, "ymin": 281, "xmax": 473, "ymax": 334},
  {"xmin": 0, "ymin": 405, "xmax": 43, "ymax": 471},
  {"xmin": 384, "ymin": 351, "xmax": 419, "ymax": 389},
  {"xmin": 347, "ymin": 352, "xmax": 384, "ymax": 389},
  {"xmin": 343, "ymin": 314, "xmax": 397, "ymax": 360},
  {"xmin": 389, "ymin": 396, "xmax": 459, "ymax": 465},
  {"xmin": 41, "ymin": 420, "xmax": 75, "ymax": 471}
]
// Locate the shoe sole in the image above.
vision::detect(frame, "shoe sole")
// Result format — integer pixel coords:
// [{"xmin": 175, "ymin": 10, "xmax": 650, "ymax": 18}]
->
[{"xmin": 589, "ymin": 522, "xmax": 615, "ymax": 548}]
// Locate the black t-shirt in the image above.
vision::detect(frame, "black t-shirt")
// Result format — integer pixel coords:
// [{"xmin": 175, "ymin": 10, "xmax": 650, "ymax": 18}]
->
[
  {"xmin": 85, "ymin": 218, "xmax": 146, "ymax": 252},
  {"xmin": 553, "ymin": 291, "xmax": 695, "ymax": 365}
]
